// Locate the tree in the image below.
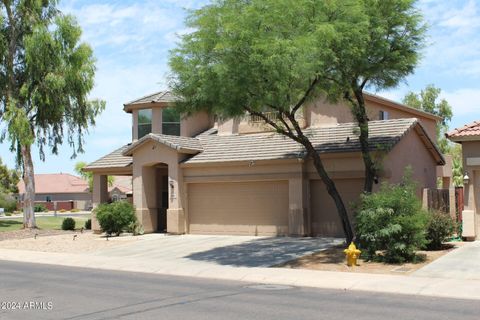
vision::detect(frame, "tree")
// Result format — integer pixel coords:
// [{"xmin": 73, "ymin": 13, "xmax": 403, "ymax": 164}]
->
[
  {"xmin": 0, "ymin": 157, "xmax": 19, "ymax": 194},
  {"xmin": 75, "ymin": 161, "xmax": 114, "ymax": 192},
  {"xmin": 169, "ymin": 0, "xmax": 425, "ymax": 242},
  {"xmin": 403, "ymin": 84, "xmax": 453, "ymax": 154},
  {"xmin": 0, "ymin": 1, "xmax": 105, "ymax": 228},
  {"xmin": 450, "ymin": 144, "xmax": 463, "ymax": 187}
]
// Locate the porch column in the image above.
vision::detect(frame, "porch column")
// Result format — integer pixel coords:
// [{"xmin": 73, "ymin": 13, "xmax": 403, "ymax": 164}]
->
[
  {"xmin": 166, "ymin": 161, "xmax": 186, "ymax": 234},
  {"xmin": 92, "ymin": 174, "xmax": 108, "ymax": 233},
  {"xmin": 288, "ymin": 176, "xmax": 308, "ymax": 236}
]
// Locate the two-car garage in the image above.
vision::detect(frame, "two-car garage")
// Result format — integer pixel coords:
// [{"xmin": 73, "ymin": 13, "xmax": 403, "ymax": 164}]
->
[{"xmin": 186, "ymin": 178, "xmax": 363, "ymax": 237}]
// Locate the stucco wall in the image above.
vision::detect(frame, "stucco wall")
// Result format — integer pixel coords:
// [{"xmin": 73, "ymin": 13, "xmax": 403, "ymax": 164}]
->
[
  {"xmin": 32, "ymin": 192, "xmax": 92, "ymax": 202},
  {"xmin": 383, "ymin": 129, "xmax": 438, "ymax": 191},
  {"xmin": 305, "ymin": 96, "xmax": 437, "ymax": 140},
  {"xmin": 181, "ymin": 111, "xmax": 212, "ymax": 137}
]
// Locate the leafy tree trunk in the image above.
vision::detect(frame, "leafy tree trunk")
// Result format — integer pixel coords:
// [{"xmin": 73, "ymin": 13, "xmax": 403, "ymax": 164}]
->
[
  {"xmin": 350, "ymin": 89, "xmax": 376, "ymax": 193},
  {"xmin": 301, "ymin": 136, "xmax": 354, "ymax": 243},
  {"xmin": 21, "ymin": 144, "xmax": 36, "ymax": 228}
]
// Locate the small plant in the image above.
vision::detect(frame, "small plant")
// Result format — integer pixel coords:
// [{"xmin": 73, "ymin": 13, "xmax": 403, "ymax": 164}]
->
[
  {"xmin": 127, "ymin": 220, "xmax": 144, "ymax": 236},
  {"xmin": 425, "ymin": 212, "xmax": 455, "ymax": 250},
  {"xmin": 94, "ymin": 201, "xmax": 136, "ymax": 236},
  {"xmin": 34, "ymin": 204, "xmax": 48, "ymax": 212},
  {"xmin": 84, "ymin": 219, "xmax": 92, "ymax": 230},
  {"xmin": 70, "ymin": 208, "xmax": 80, "ymax": 213},
  {"xmin": 355, "ymin": 169, "xmax": 428, "ymax": 263},
  {"xmin": 59, "ymin": 209, "xmax": 67, "ymax": 213},
  {"xmin": 5, "ymin": 212, "xmax": 12, "ymax": 216},
  {"xmin": 61, "ymin": 217, "xmax": 76, "ymax": 231}
]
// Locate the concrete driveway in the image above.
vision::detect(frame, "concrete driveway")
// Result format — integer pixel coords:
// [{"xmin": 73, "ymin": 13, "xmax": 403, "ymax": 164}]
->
[
  {"xmin": 92, "ymin": 234, "xmax": 342, "ymax": 268},
  {"xmin": 413, "ymin": 241, "xmax": 480, "ymax": 280}
]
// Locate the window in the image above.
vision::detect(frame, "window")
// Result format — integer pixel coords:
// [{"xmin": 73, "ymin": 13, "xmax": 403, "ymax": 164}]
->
[
  {"xmin": 138, "ymin": 109, "xmax": 152, "ymax": 139},
  {"xmin": 379, "ymin": 110, "xmax": 389, "ymax": 120},
  {"xmin": 46, "ymin": 196, "xmax": 52, "ymax": 202},
  {"xmin": 162, "ymin": 107, "xmax": 181, "ymax": 136}
]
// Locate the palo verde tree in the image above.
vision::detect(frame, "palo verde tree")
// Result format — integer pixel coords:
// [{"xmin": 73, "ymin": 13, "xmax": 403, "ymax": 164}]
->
[
  {"xmin": 0, "ymin": 1, "xmax": 104, "ymax": 228},
  {"xmin": 169, "ymin": 0, "xmax": 426, "ymax": 242}
]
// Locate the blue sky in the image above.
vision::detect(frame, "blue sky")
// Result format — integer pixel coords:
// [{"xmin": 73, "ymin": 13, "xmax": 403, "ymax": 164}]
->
[{"xmin": 1, "ymin": 0, "xmax": 479, "ymax": 174}]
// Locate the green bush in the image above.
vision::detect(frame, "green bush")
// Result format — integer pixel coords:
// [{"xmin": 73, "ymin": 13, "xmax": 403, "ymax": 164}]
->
[
  {"xmin": 84, "ymin": 219, "xmax": 92, "ymax": 230},
  {"xmin": 0, "ymin": 193, "xmax": 17, "ymax": 213},
  {"xmin": 34, "ymin": 204, "xmax": 48, "ymax": 212},
  {"xmin": 61, "ymin": 217, "xmax": 76, "ymax": 231},
  {"xmin": 94, "ymin": 201, "xmax": 136, "ymax": 236},
  {"xmin": 425, "ymin": 212, "xmax": 455, "ymax": 250},
  {"xmin": 355, "ymin": 170, "xmax": 428, "ymax": 263}
]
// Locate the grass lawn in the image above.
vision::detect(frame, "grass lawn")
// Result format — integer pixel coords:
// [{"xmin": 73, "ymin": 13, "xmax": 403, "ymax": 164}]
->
[{"xmin": 0, "ymin": 216, "xmax": 88, "ymax": 232}]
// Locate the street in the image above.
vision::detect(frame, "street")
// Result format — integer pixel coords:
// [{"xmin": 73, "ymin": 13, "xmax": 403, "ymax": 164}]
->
[{"xmin": 0, "ymin": 261, "xmax": 478, "ymax": 320}]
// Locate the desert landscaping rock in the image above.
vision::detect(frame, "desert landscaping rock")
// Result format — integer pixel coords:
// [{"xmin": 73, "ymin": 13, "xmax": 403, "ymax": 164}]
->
[{"xmin": 0, "ymin": 232, "xmax": 140, "ymax": 253}]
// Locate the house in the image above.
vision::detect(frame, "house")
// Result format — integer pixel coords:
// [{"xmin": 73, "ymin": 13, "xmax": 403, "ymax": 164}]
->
[
  {"xmin": 84, "ymin": 91, "xmax": 445, "ymax": 237},
  {"xmin": 17, "ymin": 173, "xmax": 91, "ymax": 211},
  {"xmin": 109, "ymin": 176, "xmax": 133, "ymax": 202},
  {"xmin": 446, "ymin": 121, "xmax": 480, "ymax": 240}
]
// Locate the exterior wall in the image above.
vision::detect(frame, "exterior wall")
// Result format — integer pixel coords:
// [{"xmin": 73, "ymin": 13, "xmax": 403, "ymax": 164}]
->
[
  {"xmin": 460, "ymin": 141, "xmax": 480, "ymax": 239},
  {"xmin": 132, "ymin": 109, "xmax": 139, "ymax": 141},
  {"xmin": 305, "ymin": 96, "xmax": 438, "ymax": 140},
  {"xmin": 27, "ymin": 192, "xmax": 92, "ymax": 202},
  {"xmin": 383, "ymin": 129, "xmax": 438, "ymax": 191},
  {"xmin": 181, "ymin": 111, "xmax": 212, "ymax": 137},
  {"xmin": 152, "ymin": 107, "xmax": 163, "ymax": 134},
  {"xmin": 217, "ymin": 118, "xmax": 240, "ymax": 135}
]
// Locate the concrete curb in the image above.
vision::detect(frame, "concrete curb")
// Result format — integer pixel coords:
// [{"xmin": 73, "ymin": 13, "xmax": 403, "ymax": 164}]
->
[{"xmin": 1, "ymin": 248, "xmax": 479, "ymax": 301}]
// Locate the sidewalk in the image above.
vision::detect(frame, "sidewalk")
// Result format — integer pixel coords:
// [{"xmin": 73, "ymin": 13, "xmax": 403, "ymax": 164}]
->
[{"xmin": 1, "ymin": 246, "xmax": 480, "ymax": 301}]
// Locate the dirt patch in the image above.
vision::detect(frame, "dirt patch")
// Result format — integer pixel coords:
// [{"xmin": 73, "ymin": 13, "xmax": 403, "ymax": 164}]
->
[
  {"xmin": 0, "ymin": 232, "xmax": 141, "ymax": 253},
  {"xmin": 0, "ymin": 229, "xmax": 75, "ymax": 242},
  {"xmin": 279, "ymin": 243, "xmax": 462, "ymax": 275}
]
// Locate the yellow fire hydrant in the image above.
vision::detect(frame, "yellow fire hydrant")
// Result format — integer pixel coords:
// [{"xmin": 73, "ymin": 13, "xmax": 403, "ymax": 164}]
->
[{"xmin": 344, "ymin": 242, "xmax": 361, "ymax": 267}]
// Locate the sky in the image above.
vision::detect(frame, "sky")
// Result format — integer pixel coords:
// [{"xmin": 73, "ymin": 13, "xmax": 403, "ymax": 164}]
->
[{"xmin": 1, "ymin": 0, "xmax": 479, "ymax": 174}]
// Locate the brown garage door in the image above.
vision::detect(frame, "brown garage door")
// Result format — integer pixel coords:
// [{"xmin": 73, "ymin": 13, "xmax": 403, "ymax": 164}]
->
[
  {"xmin": 310, "ymin": 179, "xmax": 363, "ymax": 237},
  {"xmin": 188, "ymin": 181, "xmax": 289, "ymax": 236}
]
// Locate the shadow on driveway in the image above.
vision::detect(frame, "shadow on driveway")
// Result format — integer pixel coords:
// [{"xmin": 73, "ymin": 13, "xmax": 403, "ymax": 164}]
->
[{"xmin": 185, "ymin": 237, "xmax": 343, "ymax": 267}]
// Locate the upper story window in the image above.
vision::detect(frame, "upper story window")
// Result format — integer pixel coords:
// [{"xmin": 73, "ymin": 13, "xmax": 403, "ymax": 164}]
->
[
  {"xmin": 162, "ymin": 107, "xmax": 180, "ymax": 136},
  {"xmin": 379, "ymin": 110, "xmax": 389, "ymax": 120},
  {"xmin": 138, "ymin": 109, "xmax": 152, "ymax": 139}
]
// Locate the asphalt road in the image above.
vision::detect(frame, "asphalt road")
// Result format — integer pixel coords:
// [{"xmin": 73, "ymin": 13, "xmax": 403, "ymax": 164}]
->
[{"xmin": 0, "ymin": 261, "xmax": 478, "ymax": 320}]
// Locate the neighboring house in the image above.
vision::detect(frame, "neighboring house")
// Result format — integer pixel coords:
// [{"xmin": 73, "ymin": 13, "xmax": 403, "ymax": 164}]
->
[
  {"xmin": 17, "ymin": 173, "xmax": 91, "ymax": 211},
  {"xmin": 446, "ymin": 121, "xmax": 480, "ymax": 240},
  {"xmin": 84, "ymin": 91, "xmax": 445, "ymax": 237},
  {"xmin": 109, "ymin": 176, "xmax": 133, "ymax": 203}
]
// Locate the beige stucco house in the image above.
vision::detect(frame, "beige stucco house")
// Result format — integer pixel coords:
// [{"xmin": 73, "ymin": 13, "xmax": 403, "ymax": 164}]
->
[
  {"xmin": 447, "ymin": 121, "xmax": 480, "ymax": 240},
  {"xmin": 84, "ymin": 91, "xmax": 445, "ymax": 237}
]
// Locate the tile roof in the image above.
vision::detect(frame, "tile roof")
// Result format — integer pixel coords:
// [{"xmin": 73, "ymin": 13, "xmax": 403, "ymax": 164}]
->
[
  {"xmin": 184, "ymin": 118, "xmax": 443, "ymax": 164},
  {"xmin": 124, "ymin": 91, "xmax": 177, "ymax": 106},
  {"xmin": 110, "ymin": 176, "xmax": 132, "ymax": 194},
  {"xmin": 17, "ymin": 174, "xmax": 89, "ymax": 194},
  {"xmin": 122, "ymin": 133, "xmax": 203, "ymax": 156},
  {"xmin": 84, "ymin": 145, "xmax": 133, "ymax": 170},
  {"xmin": 446, "ymin": 120, "xmax": 480, "ymax": 141}
]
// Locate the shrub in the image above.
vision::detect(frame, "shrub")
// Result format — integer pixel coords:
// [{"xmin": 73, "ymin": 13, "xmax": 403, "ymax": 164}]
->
[
  {"xmin": 355, "ymin": 170, "xmax": 428, "ymax": 263},
  {"xmin": 425, "ymin": 212, "xmax": 455, "ymax": 250},
  {"xmin": 5, "ymin": 212, "xmax": 12, "ymax": 216},
  {"xmin": 84, "ymin": 219, "xmax": 92, "ymax": 230},
  {"xmin": 70, "ymin": 208, "xmax": 80, "ymax": 213},
  {"xmin": 59, "ymin": 209, "xmax": 67, "ymax": 213},
  {"xmin": 94, "ymin": 201, "xmax": 136, "ymax": 236},
  {"xmin": 127, "ymin": 220, "xmax": 144, "ymax": 236},
  {"xmin": 34, "ymin": 204, "xmax": 48, "ymax": 212},
  {"xmin": 0, "ymin": 193, "xmax": 17, "ymax": 213},
  {"xmin": 61, "ymin": 217, "xmax": 76, "ymax": 231}
]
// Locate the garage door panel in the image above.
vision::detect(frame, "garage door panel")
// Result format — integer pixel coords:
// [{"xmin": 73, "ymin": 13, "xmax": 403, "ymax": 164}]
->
[
  {"xmin": 310, "ymin": 179, "xmax": 363, "ymax": 237},
  {"xmin": 188, "ymin": 181, "xmax": 289, "ymax": 236}
]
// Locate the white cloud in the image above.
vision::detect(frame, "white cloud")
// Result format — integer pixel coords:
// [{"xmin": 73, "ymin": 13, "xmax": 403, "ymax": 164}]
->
[{"xmin": 441, "ymin": 88, "xmax": 480, "ymax": 116}]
